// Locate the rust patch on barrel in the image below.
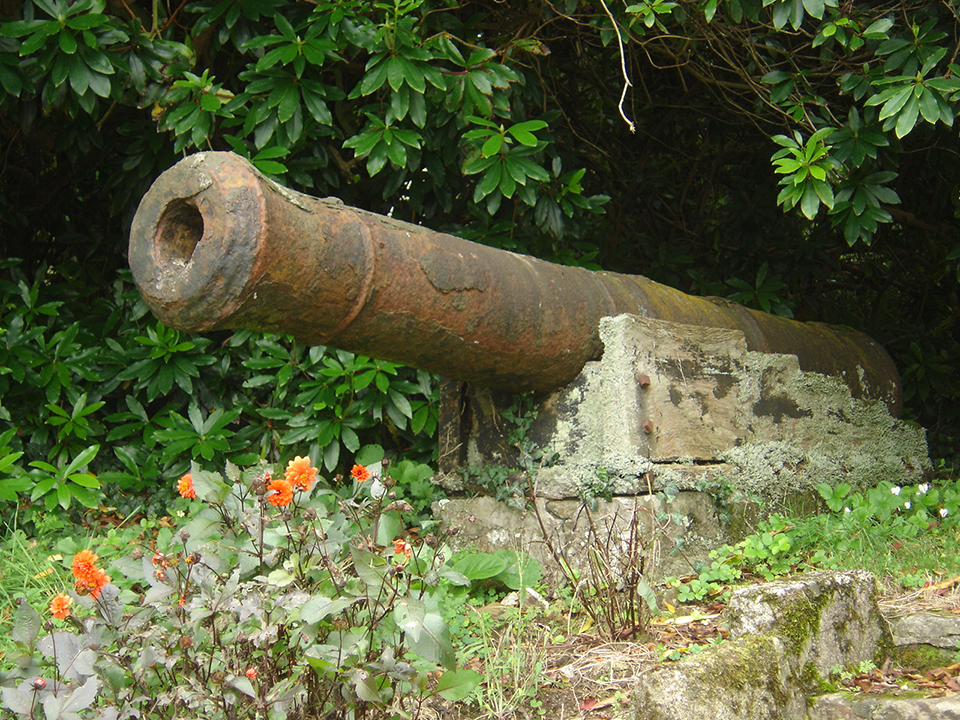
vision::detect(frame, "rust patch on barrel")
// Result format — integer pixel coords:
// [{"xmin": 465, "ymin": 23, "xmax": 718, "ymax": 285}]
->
[{"xmin": 419, "ymin": 247, "xmax": 490, "ymax": 294}]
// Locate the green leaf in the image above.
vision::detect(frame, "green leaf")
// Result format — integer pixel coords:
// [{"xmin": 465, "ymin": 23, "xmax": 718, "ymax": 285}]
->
[
  {"xmin": 300, "ymin": 596, "xmax": 359, "ymax": 624},
  {"xmin": 398, "ymin": 56, "xmax": 425, "ymax": 93},
  {"xmin": 918, "ymin": 87, "xmax": 940, "ymax": 124},
  {"xmin": 20, "ymin": 27, "xmax": 57, "ymax": 56},
  {"xmin": 801, "ymin": 0, "xmax": 824, "ymax": 20},
  {"xmin": 813, "ymin": 178, "xmax": 834, "ymax": 208},
  {"xmin": 451, "ymin": 552, "xmax": 509, "ymax": 580},
  {"xmin": 355, "ymin": 444, "xmax": 385, "ymax": 465},
  {"xmin": 481, "ymin": 133, "xmax": 502, "ymax": 157},
  {"xmin": 477, "ymin": 162, "xmax": 502, "ymax": 198},
  {"xmin": 13, "ymin": 598, "xmax": 42, "ymax": 646},
  {"xmin": 863, "ymin": 17, "xmax": 893, "ymax": 39},
  {"xmin": 351, "ymin": 547, "xmax": 387, "ymax": 588},
  {"xmin": 435, "ymin": 669, "xmax": 482, "ymax": 702},
  {"xmin": 68, "ymin": 472, "xmax": 100, "ymax": 489},
  {"xmin": 277, "ymin": 85, "xmax": 299, "ymax": 122},
  {"xmin": 895, "ymin": 95, "xmax": 920, "ymax": 138},
  {"xmin": 359, "ymin": 57, "xmax": 389, "ymax": 95},
  {"xmin": 387, "ymin": 56, "xmax": 405, "ymax": 92},
  {"xmin": 64, "ymin": 444, "xmax": 98, "ymax": 475},
  {"xmin": 86, "ymin": 70, "xmax": 110, "ymax": 98},
  {"xmin": 59, "ymin": 30, "xmax": 78, "ymax": 54},
  {"xmin": 800, "ymin": 182, "xmax": 820, "ymax": 218}
]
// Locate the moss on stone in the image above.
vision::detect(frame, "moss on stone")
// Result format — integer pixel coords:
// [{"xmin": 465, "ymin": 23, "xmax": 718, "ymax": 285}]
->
[
  {"xmin": 892, "ymin": 643, "xmax": 957, "ymax": 671},
  {"xmin": 762, "ymin": 583, "xmax": 832, "ymax": 657},
  {"xmin": 800, "ymin": 660, "xmax": 838, "ymax": 695}
]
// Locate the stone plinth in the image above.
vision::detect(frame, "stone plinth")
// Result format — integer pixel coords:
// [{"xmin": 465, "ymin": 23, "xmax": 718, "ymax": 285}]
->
[{"xmin": 438, "ymin": 314, "xmax": 929, "ymax": 503}]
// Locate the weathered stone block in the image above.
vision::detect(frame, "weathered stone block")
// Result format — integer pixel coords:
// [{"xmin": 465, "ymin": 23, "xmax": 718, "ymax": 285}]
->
[
  {"xmin": 727, "ymin": 570, "xmax": 891, "ymax": 678},
  {"xmin": 438, "ymin": 314, "xmax": 929, "ymax": 503},
  {"xmin": 889, "ymin": 613, "xmax": 960, "ymax": 649},
  {"xmin": 434, "ymin": 491, "xmax": 723, "ymax": 580},
  {"xmin": 633, "ymin": 634, "xmax": 798, "ymax": 720},
  {"xmin": 633, "ymin": 570, "xmax": 891, "ymax": 720}
]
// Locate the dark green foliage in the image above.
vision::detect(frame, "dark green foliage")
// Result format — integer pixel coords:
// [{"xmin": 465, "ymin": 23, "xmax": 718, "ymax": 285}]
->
[
  {"xmin": 0, "ymin": 261, "xmax": 438, "ymax": 518},
  {"xmin": 1, "ymin": 0, "xmax": 959, "ymax": 459}
]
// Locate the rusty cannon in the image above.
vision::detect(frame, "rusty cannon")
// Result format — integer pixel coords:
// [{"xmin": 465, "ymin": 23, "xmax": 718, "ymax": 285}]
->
[{"xmin": 128, "ymin": 152, "xmax": 901, "ymax": 414}]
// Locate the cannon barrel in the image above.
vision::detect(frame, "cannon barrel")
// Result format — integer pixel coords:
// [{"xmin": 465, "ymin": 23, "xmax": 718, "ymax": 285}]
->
[{"xmin": 129, "ymin": 152, "xmax": 901, "ymax": 413}]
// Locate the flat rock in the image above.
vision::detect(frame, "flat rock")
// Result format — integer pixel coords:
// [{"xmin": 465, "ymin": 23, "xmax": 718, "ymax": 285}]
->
[
  {"xmin": 634, "ymin": 570, "xmax": 889, "ymax": 720},
  {"xmin": 889, "ymin": 613, "xmax": 960, "ymax": 649},
  {"xmin": 808, "ymin": 693, "xmax": 960, "ymax": 719}
]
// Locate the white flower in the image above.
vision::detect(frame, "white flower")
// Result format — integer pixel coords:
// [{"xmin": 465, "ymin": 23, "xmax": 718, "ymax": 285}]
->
[
  {"xmin": 844, "ymin": 507, "xmax": 851, "ymax": 513},
  {"xmin": 940, "ymin": 508, "xmax": 949, "ymax": 518},
  {"xmin": 891, "ymin": 486, "xmax": 901, "ymax": 495},
  {"xmin": 904, "ymin": 501, "xmax": 911, "ymax": 510},
  {"xmin": 917, "ymin": 483, "xmax": 929, "ymax": 495}
]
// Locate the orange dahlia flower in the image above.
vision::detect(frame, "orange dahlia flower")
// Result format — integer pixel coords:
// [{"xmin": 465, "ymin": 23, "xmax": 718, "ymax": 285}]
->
[
  {"xmin": 285, "ymin": 455, "xmax": 317, "ymax": 492},
  {"xmin": 49, "ymin": 593, "xmax": 73, "ymax": 619},
  {"xmin": 71, "ymin": 550, "xmax": 110, "ymax": 599},
  {"xmin": 266, "ymin": 478, "xmax": 294, "ymax": 507},
  {"xmin": 72, "ymin": 549, "xmax": 100, "ymax": 583},
  {"xmin": 350, "ymin": 464, "xmax": 370, "ymax": 483},
  {"xmin": 178, "ymin": 473, "xmax": 197, "ymax": 499},
  {"xmin": 75, "ymin": 568, "xmax": 111, "ymax": 599},
  {"xmin": 393, "ymin": 538, "xmax": 413, "ymax": 560}
]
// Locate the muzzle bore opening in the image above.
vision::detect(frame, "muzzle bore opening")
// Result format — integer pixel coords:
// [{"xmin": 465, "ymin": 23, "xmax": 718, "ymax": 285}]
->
[{"xmin": 155, "ymin": 199, "xmax": 204, "ymax": 266}]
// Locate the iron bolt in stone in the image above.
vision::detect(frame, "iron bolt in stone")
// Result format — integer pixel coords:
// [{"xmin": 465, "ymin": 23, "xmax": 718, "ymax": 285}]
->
[
  {"xmin": 637, "ymin": 373, "xmax": 651, "ymax": 387},
  {"xmin": 642, "ymin": 419, "xmax": 654, "ymax": 434}
]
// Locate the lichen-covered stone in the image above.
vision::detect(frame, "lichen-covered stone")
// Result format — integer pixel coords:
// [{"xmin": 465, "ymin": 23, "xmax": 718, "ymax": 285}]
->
[
  {"xmin": 437, "ymin": 314, "xmax": 929, "ymax": 503},
  {"xmin": 433, "ymin": 492, "xmax": 722, "ymax": 580},
  {"xmin": 727, "ymin": 569, "xmax": 891, "ymax": 678},
  {"xmin": 633, "ymin": 570, "xmax": 891, "ymax": 720},
  {"xmin": 633, "ymin": 635, "xmax": 803, "ymax": 720}
]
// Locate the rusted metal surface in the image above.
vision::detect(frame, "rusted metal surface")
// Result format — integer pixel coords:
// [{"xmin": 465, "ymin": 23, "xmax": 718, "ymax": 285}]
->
[{"xmin": 129, "ymin": 152, "xmax": 902, "ymax": 413}]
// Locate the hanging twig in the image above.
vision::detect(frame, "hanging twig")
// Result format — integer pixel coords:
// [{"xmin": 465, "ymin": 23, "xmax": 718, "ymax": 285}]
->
[{"xmin": 599, "ymin": 0, "xmax": 636, "ymax": 133}]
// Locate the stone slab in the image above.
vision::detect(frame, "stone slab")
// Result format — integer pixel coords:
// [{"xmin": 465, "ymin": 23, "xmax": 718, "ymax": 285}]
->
[
  {"xmin": 889, "ymin": 613, "xmax": 960, "ymax": 649},
  {"xmin": 727, "ymin": 570, "xmax": 890, "ymax": 677},
  {"xmin": 632, "ymin": 634, "xmax": 801, "ymax": 720},
  {"xmin": 808, "ymin": 693, "xmax": 960, "ymax": 720},
  {"xmin": 434, "ymin": 492, "xmax": 723, "ymax": 581}
]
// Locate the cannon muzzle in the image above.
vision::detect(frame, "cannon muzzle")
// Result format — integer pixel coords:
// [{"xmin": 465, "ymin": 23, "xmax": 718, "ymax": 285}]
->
[{"xmin": 129, "ymin": 152, "xmax": 901, "ymax": 413}]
